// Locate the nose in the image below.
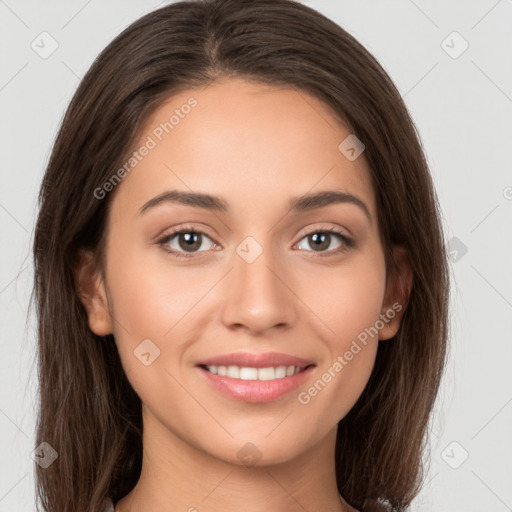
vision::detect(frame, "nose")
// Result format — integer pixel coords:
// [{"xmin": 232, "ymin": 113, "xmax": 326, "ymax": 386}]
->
[{"xmin": 219, "ymin": 244, "xmax": 297, "ymax": 336}]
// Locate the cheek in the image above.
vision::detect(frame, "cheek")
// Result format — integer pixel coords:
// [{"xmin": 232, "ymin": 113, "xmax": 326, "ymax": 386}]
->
[
  {"xmin": 294, "ymin": 252, "xmax": 385, "ymax": 414},
  {"xmin": 104, "ymin": 239, "xmax": 225, "ymax": 401},
  {"xmin": 305, "ymin": 251, "xmax": 387, "ymax": 347},
  {"xmin": 106, "ymin": 240, "xmax": 203, "ymax": 339},
  {"xmin": 297, "ymin": 340, "xmax": 378, "ymax": 427},
  {"xmin": 104, "ymin": 247, "xmax": 197, "ymax": 410}
]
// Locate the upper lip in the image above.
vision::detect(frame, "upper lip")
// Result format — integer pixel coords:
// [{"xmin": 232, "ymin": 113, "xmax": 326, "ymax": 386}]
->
[{"xmin": 197, "ymin": 351, "xmax": 315, "ymax": 369}]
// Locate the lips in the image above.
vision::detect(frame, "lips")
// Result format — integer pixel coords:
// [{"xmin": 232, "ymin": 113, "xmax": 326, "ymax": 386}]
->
[{"xmin": 195, "ymin": 351, "xmax": 316, "ymax": 403}]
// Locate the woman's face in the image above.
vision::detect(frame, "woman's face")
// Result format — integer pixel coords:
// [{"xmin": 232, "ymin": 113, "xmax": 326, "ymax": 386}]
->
[{"xmin": 81, "ymin": 77, "xmax": 407, "ymax": 466}]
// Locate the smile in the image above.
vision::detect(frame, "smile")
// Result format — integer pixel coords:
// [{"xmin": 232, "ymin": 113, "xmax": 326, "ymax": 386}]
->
[{"xmin": 196, "ymin": 364, "xmax": 315, "ymax": 403}]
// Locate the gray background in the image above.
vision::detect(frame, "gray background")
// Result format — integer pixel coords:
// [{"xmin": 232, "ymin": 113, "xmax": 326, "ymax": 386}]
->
[{"xmin": 1, "ymin": 0, "xmax": 511, "ymax": 510}]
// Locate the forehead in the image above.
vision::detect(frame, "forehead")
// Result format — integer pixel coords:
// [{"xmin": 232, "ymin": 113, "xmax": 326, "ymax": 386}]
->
[{"xmin": 112, "ymin": 77, "xmax": 376, "ymax": 220}]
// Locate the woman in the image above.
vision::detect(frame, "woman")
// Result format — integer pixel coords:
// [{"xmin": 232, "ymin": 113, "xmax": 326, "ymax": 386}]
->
[{"xmin": 32, "ymin": 0, "xmax": 450, "ymax": 511}]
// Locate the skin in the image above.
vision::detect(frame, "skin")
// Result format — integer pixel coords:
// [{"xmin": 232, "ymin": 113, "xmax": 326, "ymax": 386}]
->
[{"xmin": 76, "ymin": 77, "xmax": 412, "ymax": 512}]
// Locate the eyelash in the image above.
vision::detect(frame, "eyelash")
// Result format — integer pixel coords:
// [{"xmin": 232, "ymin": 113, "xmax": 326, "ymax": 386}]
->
[{"xmin": 157, "ymin": 224, "xmax": 354, "ymax": 260}]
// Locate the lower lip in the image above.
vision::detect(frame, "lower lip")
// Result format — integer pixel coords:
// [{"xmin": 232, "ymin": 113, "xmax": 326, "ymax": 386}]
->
[{"xmin": 196, "ymin": 365, "xmax": 315, "ymax": 403}]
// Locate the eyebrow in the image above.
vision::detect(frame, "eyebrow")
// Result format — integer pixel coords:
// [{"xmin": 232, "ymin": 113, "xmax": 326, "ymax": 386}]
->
[{"xmin": 139, "ymin": 189, "xmax": 371, "ymax": 222}]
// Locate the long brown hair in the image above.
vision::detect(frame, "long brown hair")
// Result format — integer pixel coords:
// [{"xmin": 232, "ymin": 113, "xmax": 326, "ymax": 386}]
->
[{"xmin": 32, "ymin": 1, "xmax": 450, "ymax": 510}]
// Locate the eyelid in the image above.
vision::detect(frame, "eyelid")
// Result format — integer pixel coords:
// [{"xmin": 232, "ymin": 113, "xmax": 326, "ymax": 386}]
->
[
  {"xmin": 295, "ymin": 223, "xmax": 350, "ymax": 240},
  {"xmin": 156, "ymin": 223, "xmax": 217, "ymax": 242}
]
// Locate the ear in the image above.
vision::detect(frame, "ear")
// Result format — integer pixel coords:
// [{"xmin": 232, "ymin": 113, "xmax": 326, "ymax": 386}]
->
[
  {"xmin": 378, "ymin": 245, "xmax": 413, "ymax": 341},
  {"xmin": 73, "ymin": 249, "xmax": 113, "ymax": 336}
]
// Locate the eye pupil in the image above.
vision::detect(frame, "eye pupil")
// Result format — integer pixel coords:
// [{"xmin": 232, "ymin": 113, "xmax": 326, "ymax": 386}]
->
[
  {"xmin": 310, "ymin": 233, "xmax": 330, "ymax": 251},
  {"xmin": 179, "ymin": 232, "xmax": 201, "ymax": 251}
]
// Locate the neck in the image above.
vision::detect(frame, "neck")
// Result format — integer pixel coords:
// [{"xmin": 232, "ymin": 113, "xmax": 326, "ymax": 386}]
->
[{"xmin": 115, "ymin": 407, "xmax": 356, "ymax": 512}]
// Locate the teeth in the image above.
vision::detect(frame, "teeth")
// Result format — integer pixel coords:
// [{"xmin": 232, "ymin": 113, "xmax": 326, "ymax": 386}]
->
[
  {"xmin": 205, "ymin": 364, "xmax": 304, "ymax": 380},
  {"xmin": 226, "ymin": 365, "xmax": 239, "ymax": 378},
  {"xmin": 240, "ymin": 367, "xmax": 258, "ymax": 380},
  {"xmin": 258, "ymin": 367, "xmax": 276, "ymax": 380}
]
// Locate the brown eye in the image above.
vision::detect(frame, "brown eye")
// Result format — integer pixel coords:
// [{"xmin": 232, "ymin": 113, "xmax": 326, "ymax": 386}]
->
[
  {"xmin": 158, "ymin": 228, "xmax": 216, "ymax": 258},
  {"xmin": 295, "ymin": 228, "xmax": 354, "ymax": 257},
  {"xmin": 177, "ymin": 232, "xmax": 203, "ymax": 252},
  {"xmin": 307, "ymin": 232, "xmax": 332, "ymax": 252}
]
